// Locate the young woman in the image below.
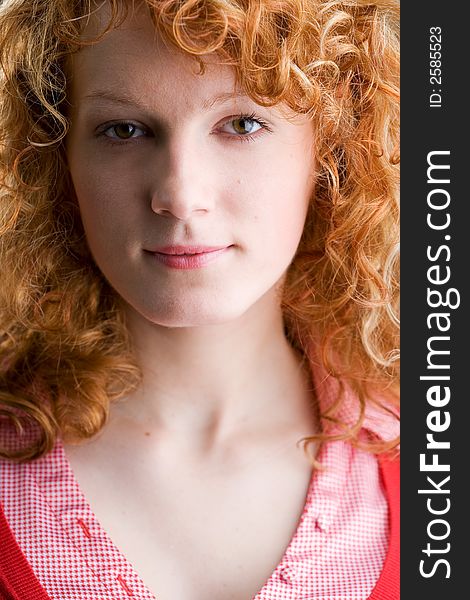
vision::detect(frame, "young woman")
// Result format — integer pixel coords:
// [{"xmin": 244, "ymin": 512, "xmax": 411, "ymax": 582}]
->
[{"xmin": 0, "ymin": 1, "xmax": 400, "ymax": 599}]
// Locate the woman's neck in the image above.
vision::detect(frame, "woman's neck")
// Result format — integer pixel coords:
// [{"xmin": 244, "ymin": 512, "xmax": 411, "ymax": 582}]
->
[{"xmin": 114, "ymin": 287, "xmax": 316, "ymax": 450}]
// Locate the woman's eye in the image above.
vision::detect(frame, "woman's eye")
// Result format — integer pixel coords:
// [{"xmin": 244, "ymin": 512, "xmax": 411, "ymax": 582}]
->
[
  {"xmin": 101, "ymin": 122, "xmax": 147, "ymax": 141},
  {"xmin": 223, "ymin": 117, "xmax": 262, "ymax": 136},
  {"xmin": 219, "ymin": 114, "xmax": 271, "ymax": 141}
]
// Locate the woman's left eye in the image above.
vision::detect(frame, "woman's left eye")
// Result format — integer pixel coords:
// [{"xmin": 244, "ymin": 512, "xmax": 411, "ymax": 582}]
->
[{"xmin": 219, "ymin": 113, "xmax": 271, "ymax": 141}]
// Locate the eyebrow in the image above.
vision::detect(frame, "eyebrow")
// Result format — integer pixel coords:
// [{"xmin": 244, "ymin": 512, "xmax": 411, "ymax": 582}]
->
[{"xmin": 81, "ymin": 89, "xmax": 251, "ymax": 111}]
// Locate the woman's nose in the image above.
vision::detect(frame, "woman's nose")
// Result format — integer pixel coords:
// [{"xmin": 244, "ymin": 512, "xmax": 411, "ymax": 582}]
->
[{"xmin": 150, "ymin": 141, "xmax": 214, "ymax": 220}]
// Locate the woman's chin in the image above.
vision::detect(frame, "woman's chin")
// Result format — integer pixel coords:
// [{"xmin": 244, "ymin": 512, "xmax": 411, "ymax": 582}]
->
[{"xmin": 125, "ymin": 298, "xmax": 252, "ymax": 329}]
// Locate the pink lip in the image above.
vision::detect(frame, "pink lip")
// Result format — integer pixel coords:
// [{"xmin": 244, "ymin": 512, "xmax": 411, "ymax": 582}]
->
[{"xmin": 145, "ymin": 245, "xmax": 232, "ymax": 270}]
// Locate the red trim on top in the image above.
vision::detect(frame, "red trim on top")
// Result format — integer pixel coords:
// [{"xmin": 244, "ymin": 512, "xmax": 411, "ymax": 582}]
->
[
  {"xmin": 368, "ymin": 456, "xmax": 400, "ymax": 600},
  {"xmin": 0, "ymin": 501, "xmax": 52, "ymax": 600}
]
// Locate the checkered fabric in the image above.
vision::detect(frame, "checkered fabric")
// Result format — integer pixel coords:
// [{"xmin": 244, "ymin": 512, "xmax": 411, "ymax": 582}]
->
[{"xmin": 0, "ymin": 438, "xmax": 389, "ymax": 600}]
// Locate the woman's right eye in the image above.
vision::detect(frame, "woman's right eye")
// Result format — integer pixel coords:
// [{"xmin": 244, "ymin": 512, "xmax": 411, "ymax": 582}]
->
[{"xmin": 99, "ymin": 122, "xmax": 148, "ymax": 141}]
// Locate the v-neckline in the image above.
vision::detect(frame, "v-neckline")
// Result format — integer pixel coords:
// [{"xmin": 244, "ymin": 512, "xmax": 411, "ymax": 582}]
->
[{"xmin": 42, "ymin": 439, "xmax": 338, "ymax": 599}]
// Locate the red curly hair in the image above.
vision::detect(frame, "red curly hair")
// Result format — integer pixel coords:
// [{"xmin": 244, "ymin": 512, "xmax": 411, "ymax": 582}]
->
[{"xmin": 0, "ymin": 0, "xmax": 399, "ymax": 461}]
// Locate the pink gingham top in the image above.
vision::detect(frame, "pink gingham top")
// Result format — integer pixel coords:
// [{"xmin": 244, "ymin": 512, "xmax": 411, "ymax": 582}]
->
[
  {"xmin": 0, "ymin": 437, "xmax": 392, "ymax": 600},
  {"xmin": 0, "ymin": 363, "xmax": 399, "ymax": 599}
]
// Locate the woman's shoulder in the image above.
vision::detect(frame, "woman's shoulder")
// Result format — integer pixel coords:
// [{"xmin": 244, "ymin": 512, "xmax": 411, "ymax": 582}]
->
[
  {"xmin": 368, "ymin": 452, "xmax": 400, "ymax": 600},
  {"xmin": 333, "ymin": 443, "xmax": 399, "ymax": 600},
  {"xmin": 0, "ymin": 442, "xmax": 56, "ymax": 600}
]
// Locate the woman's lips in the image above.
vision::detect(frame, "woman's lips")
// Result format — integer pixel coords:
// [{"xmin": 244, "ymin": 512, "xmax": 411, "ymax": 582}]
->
[{"xmin": 145, "ymin": 245, "xmax": 232, "ymax": 270}]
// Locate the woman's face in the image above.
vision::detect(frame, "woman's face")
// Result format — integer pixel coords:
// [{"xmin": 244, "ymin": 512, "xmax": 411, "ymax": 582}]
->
[{"xmin": 66, "ymin": 5, "xmax": 316, "ymax": 327}]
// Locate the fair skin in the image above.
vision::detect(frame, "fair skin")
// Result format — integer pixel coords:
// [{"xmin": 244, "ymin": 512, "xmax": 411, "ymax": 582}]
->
[{"xmin": 65, "ymin": 3, "xmax": 319, "ymax": 599}]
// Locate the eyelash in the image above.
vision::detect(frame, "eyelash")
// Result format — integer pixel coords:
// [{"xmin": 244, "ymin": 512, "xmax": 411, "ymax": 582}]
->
[{"xmin": 96, "ymin": 112, "xmax": 272, "ymax": 146}]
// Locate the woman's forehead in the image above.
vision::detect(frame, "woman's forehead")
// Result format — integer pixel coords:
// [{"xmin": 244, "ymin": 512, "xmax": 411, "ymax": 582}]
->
[
  {"xmin": 72, "ymin": 3, "xmax": 234, "ymax": 89},
  {"xmin": 69, "ymin": 2, "xmax": 300, "ymax": 124},
  {"xmin": 68, "ymin": 39, "xmax": 243, "ymax": 121}
]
